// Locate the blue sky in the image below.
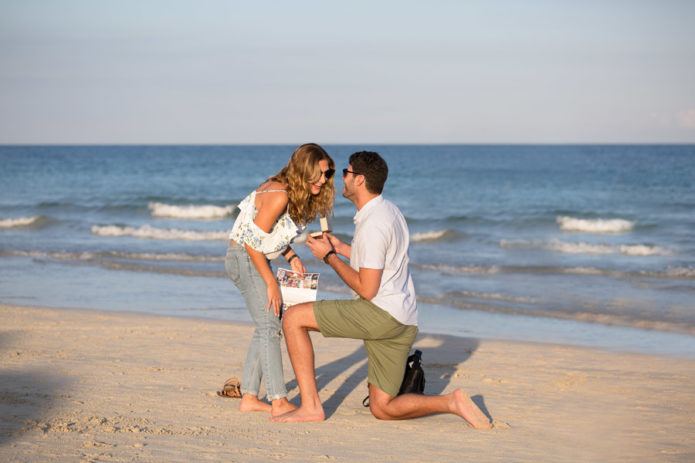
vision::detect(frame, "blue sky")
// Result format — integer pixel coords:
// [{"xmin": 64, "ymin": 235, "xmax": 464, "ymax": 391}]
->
[{"xmin": 1, "ymin": 1, "xmax": 694, "ymax": 144}]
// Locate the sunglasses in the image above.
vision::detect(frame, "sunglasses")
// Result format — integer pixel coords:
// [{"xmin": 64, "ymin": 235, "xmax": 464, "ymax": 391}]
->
[
  {"xmin": 342, "ymin": 168, "xmax": 361, "ymax": 177},
  {"xmin": 312, "ymin": 169, "xmax": 335, "ymax": 183}
]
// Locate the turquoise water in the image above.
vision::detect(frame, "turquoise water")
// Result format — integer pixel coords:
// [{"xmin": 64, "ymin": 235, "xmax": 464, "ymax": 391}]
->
[{"xmin": 1, "ymin": 145, "xmax": 694, "ymax": 356}]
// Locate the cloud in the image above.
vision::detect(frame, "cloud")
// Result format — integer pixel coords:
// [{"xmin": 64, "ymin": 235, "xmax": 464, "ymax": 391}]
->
[{"xmin": 677, "ymin": 109, "xmax": 695, "ymax": 129}]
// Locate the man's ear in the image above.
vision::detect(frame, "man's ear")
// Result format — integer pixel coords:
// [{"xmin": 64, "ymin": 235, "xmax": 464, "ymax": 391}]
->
[{"xmin": 354, "ymin": 174, "xmax": 366, "ymax": 188}]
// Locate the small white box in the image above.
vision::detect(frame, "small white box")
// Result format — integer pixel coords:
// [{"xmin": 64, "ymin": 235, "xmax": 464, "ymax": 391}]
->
[
  {"xmin": 310, "ymin": 217, "xmax": 332, "ymax": 238},
  {"xmin": 319, "ymin": 216, "xmax": 332, "ymax": 233}
]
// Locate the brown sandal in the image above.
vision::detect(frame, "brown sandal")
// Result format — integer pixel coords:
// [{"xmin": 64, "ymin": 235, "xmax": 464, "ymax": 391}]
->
[{"xmin": 217, "ymin": 377, "xmax": 242, "ymax": 398}]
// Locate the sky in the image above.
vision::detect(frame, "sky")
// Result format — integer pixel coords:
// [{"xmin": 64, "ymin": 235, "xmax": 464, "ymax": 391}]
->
[{"xmin": 1, "ymin": 0, "xmax": 694, "ymax": 144}]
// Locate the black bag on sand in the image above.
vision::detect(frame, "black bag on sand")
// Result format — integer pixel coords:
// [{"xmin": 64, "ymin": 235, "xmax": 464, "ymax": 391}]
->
[
  {"xmin": 363, "ymin": 349, "xmax": 425, "ymax": 407},
  {"xmin": 398, "ymin": 349, "xmax": 425, "ymax": 395}
]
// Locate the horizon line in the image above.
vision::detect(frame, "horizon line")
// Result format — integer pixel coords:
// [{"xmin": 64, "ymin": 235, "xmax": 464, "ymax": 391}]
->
[{"xmin": 2, "ymin": 142, "xmax": 695, "ymax": 147}]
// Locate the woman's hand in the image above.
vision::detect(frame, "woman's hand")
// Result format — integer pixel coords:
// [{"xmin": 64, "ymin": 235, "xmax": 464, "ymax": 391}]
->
[
  {"xmin": 265, "ymin": 281, "xmax": 283, "ymax": 317},
  {"xmin": 290, "ymin": 255, "xmax": 306, "ymax": 274}
]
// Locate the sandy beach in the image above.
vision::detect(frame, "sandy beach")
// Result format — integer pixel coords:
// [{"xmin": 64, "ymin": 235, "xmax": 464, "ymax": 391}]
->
[{"xmin": 1, "ymin": 303, "xmax": 693, "ymax": 462}]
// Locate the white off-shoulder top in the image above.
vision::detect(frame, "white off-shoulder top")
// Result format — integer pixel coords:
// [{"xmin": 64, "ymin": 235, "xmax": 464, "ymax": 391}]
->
[{"xmin": 229, "ymin": 189, "xmax": 302, "ymax": 259}]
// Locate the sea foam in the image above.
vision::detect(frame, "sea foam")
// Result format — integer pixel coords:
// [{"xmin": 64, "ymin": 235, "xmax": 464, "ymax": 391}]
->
[
  {"xmin": 1, "ymin": 250, "xmax": 97, "ymax": 259},
  {"xmin": 547, "ymin": 241, "xmax": 616, "ymax": 255},
  {"xmin": 619, "ymin": 244, "xmax": 670, "ymax": 256},
  {"xmin": 663, "ymin": 267, "xmax": 695, "ymax": 279},
  {"xmin": 411, "ymin": 229, "xmax": 458, "ymax": 242},
  {"xmin": 500, "ymin": 239, "xmax": 670, "ymax": 256},
  {"xmin": 91, "ymin": 224, "xmax": 228, "ymax": 241},
  {"xmin": 414, "ymin": 263, "xmax": 500, "ymax": 274},
  {"xmin": 105, "ymin": 251, "xmax": 223, "ymax": 262},
  {"xmin": 0, "ymin": 249, "xmax": 222, "ymax": 262},
  {"xmin": 149, "ymin": 202, "xmax": 236, "ymax": 220},
  {"xmin": 557, "ymin": 216, "xmax": 634, "ymax": 233},
  {"xmin": 0, "ymin": 215, "xmax": 43, "ymax": 228}
]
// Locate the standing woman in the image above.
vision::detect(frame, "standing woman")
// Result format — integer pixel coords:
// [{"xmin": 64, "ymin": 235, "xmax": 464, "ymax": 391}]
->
[{"xmin": 225, "ymin": 143, "xmax": 335, "ymax": 416}]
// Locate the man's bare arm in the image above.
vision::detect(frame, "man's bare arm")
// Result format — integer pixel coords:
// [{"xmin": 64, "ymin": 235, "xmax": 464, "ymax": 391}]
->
[{"xmin": 306, "ymin": 235, "xmax": 381, "ymax": 300}]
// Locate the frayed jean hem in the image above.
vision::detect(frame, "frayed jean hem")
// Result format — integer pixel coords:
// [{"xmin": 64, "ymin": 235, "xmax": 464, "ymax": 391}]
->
[{"xmin": 240, "ymin": 389, "xmax": 287, "ymax": 401}]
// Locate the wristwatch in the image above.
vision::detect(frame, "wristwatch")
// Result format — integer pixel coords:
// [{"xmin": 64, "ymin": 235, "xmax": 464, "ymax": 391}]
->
[{"xmin": 323, "ymin": 250, "xmax": 336, "ymax": 264}]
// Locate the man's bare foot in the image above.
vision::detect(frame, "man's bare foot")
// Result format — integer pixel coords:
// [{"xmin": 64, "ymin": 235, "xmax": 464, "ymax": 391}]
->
[
  {"xmin": 271, "ymin": 398, "xmax": 298, "ymax": 417},
  {"xmin": 450, "ymin": 389, "xmax": 491, "ymax": 429},
  {"xmin": 239, "ymin": 394, "xmax": 272, "ymax": 413},
  {"xmin": 270, "ymin": 406, "xmax": 325, "ymax": 422}
]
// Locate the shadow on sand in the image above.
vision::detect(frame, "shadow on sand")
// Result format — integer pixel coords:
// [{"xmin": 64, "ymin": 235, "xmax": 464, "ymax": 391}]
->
[
  {"xmin": 284, "ymin": 333, "xmax": 491, "ymax": 422},
  {"xmin": 0, "ymin": 331, "xmax": 69, "ymax": 445},
  {"xmin": 284, "ymin": 340, "xmax": 368, "ymax": 419}
]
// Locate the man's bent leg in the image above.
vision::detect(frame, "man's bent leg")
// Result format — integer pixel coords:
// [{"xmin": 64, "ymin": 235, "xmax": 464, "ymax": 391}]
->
[
  {"xmin": 271, "ymin": 301, "xmax": 325, "ymax": 422},
  {"xmin": 368, "ymin": 384, "xmax": 491, "ymax": 429}
]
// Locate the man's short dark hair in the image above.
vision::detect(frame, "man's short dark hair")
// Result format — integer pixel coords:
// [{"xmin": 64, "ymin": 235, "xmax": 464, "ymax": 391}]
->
[{"xmin": 349, "ymin": 151, "xmax": 388, "ymax": 194}]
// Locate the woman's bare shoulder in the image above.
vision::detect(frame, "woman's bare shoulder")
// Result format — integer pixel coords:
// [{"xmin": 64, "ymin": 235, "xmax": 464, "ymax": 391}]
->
[
  {"xmin": 255, "ymin": 180, "xmax": 288, "ymax": 212},
  {"xmin": 256, "ymin": 179, "xmax": 287, "ymax": 193}
]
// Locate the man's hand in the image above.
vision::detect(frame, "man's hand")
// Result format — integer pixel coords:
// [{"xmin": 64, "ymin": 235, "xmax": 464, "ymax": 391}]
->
[
  {"xmin": 306, "ymin": 234, "xmax": 334, "ymax": 261},
  {"xmin": 324, "ymin": 233, "xmax": 350, "ymax": 258},
  {"xmin": 307, "ymin": 233, "xmax": 381, "ymax": 300}
]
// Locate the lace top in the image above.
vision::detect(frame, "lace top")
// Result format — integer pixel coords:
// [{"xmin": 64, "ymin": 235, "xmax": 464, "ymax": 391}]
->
[{"xmin": 229, "ymin": 190, "xmax": 302, "ymax": 259}]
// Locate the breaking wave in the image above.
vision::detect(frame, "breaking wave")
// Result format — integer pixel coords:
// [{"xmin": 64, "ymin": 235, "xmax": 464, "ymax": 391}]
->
[
  {"xmin": 557, "ymin": 216, "xmax": 634, "ymax": 233},
  {"xmin": 0, "ymin": 249, "xmax": 223, "ymax": 262},
  {"xmin": 413, "ymin": 263, "xmax": 500, "ymax": 274},
  {"xmin": 659, "ymin": 266, "xmax": 695, "ymax": 279},
  {"xmin": 411, "ymin": 229, "xmax": 460, "ymax": 243},
  {"xmin": 443, "ymin": 290, "xmax": 538, "ymax": 304},
  {"xmin": 500, "ymin": 239, "xmax": 670, "ymax": 256},
  {"xmin": 106, "ymin": 251, "xmax": 223, "ymax": 262},
  {"xmin": 413, "ymin": 262, "xmax": 695, "ymax": 280},
  {"xmin": 0, "ymin": 215, "xmax": 46, "ymax": 228},
  {"xmin": 148, "ymin": 202, "xmax": 236, "ymax": 220},
  {"xmin": 91, "ymin": 224, "xmax": 228, "ymax": 241}
]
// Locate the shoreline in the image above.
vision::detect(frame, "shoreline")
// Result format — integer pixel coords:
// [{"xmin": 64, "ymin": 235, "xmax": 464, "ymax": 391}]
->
[
  {"xmin": 2, "ymin": 303, "xmax": 694, "ymax": 462},
  {"xmin": 4, "ymin": 297, "xmax": 695, "ymax": 360}
]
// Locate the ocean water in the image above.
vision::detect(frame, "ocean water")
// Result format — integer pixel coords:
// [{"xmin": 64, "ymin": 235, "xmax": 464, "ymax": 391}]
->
[{"xmin": 1, "ymin": 145, "xmax": 694, "ymax": 357}]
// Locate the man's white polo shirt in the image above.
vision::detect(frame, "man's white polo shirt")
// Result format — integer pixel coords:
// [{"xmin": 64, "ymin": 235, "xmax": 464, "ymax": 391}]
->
[{"xmin": 350, "ymin": 195, "xmax": 418, "ymax": 326}]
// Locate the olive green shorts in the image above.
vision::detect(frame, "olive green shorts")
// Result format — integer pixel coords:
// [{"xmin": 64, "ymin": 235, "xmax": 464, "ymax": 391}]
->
[{"xmin": 314, "ymin": 298, "xmax": 418, "ymax": 397}]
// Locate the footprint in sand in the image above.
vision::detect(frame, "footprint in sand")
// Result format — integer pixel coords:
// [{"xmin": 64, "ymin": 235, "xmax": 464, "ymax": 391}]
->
[
  {"xmin": 82, "ymin": 440, "xmax": 115, "ymax": 448},
  {"xmin": 491, "ymin": 420, "xmax": 511, "ymax": 429}
]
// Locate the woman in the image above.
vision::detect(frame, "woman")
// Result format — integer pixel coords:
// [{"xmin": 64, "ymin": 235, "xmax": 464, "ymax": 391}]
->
[{"xmin": 224, "ymin": 143, "xmax": 335, "ymax": 416}]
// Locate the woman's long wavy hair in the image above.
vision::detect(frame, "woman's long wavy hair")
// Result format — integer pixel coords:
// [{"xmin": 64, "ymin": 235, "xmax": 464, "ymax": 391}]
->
[{"xmin": 270, "ymin": 143, "xmax": 335, "ymax": 225}]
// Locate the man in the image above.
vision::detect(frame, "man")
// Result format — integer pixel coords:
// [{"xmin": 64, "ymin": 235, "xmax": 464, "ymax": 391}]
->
[{"xmin": 272, "ymin": 151, "xmax": 490, "ymax": 428}]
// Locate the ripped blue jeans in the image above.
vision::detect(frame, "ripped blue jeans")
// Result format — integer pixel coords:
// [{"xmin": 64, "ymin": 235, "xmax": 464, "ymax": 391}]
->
[{"xmin": 225, "ymin": 245, "xmax": 287, "ymax": 400}]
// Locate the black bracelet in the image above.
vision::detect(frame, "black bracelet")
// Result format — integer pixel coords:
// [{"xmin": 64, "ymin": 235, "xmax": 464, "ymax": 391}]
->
[
  {"xmin": 323, "ymin": 250, "xmax": 336, "ymax": 264},
  {"xmin": 287, "ymin": 254, "xmax": 298, "ymax": 264}
]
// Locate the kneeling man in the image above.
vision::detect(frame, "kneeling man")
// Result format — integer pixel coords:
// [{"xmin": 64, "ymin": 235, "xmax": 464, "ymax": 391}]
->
[{"xmin": 273, "ymin": 151, "xmax": 490, "ymax": 429}]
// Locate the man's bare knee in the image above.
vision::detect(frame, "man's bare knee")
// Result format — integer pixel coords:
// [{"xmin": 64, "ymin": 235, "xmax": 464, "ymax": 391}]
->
[
  {"xmin": 369, "ymin": 401, "xmax": 394, "ymax": 420},
  {"xmin": 282, "ymin": 307, "xmax": 299, "ymax": 331},
  {"xmin": 282, "ymin": 302, "xmax": 318, "ymax": 333},
  {"xmin": 368, "ymin": 387, "xmax": 396, "ymax": 420}
]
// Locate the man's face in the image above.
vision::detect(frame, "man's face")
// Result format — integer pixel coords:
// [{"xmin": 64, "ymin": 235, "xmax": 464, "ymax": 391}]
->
[{"xmin": 342, "ymin": 164, "xmax": 357, "ymax": 200}]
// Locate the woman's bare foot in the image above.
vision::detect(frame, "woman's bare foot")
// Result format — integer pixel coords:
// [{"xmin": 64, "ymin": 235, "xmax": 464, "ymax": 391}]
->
[
  {"xmin": 450, "ymin": 389, "xmax": 491, "ymax": 429},
  {"xmin": 270, "ymin": 398, "xmax": 298, "ymax": 417},
  {"xmin": 270, "ymin": 405, "xmax": 325, "ymax": 422},
  {"xmin": 239, "ymin": 394, "xmax": 272, "ymax": 413}
]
